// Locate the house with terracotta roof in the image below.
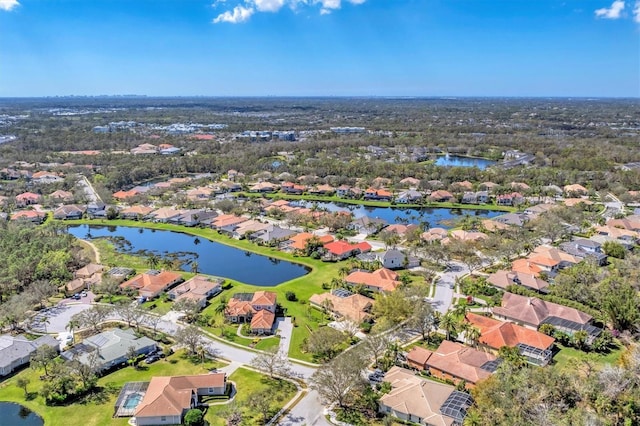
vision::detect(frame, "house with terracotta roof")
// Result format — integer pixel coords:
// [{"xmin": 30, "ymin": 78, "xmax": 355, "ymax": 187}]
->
[
  {"xmin": 379, "ymin": 366, "xmax": 472, "ymax": 426},
  {"xmin": 11, "ymin": 210, "xmax": 46, "ymax": 223},
  {"xmin": 249, "ymin": 181, "xmax": 277, "ymax": 193},
  {"xmin": 309, "ymin": 184, "xmax": 335, "ymax": 196},
  {"xmin": 120, "ymin": 205, "xmax": 154, "ymax": 219},
  {"xmin": 49, "ymin": 189, "xmax": 74, "ymax": 202},
  {"xmin": 607, "ymin": 215, "xmax": 640, "ymax": 232},
  {"xmin": 487, "ymin": 270, "xmax": 549, "ymax": 293},
  {"xmin": 120, "ymin": 270, "xmax": 183, "ymax": 299},
  {"xmin": 445, "ymin": 230, "xmax": 488, "ymax": 244},
  {"xmin": 421, "ymin": 227, "xmax": 449, "ymax": 243},
  {"xmin": 53, "ymin": 204, "xmax": 85, "ymax": 220},
  {"xmin": 210, "ymin": 214, "xmax": 247, "ymax": 231},
  {"xmin": 134, "ymin": 374, "xmax": 226, "ymax": 426},
  {"xmin": 496, "ymin": 192, "xmax": 524, "ymax": 206},
  {"xmin": 364, "ymin": 188, "xmax": 393, "ymax": 201},
  {"xmin": 382, "ymin": 224, "xmax": 420, "ymax": 239},
  {"xmin": 429, "ymin": 190, "xmax": 454, "ymax": 202},
  {"xmin": 32, "ymin": 171, "xmax": 63, "ymax": 184},
  {"xmin": 426, "ymin": 341, "xmax": 498, "ymax": 389},
  {"xmin": 224, "ymin": 291, "xmax": 277, "ymax": 334},
  {"xmin": 406, "ymin": 346, "xmax": 433, "ymax": 371},
  {"xmin": 309, "ymin": 291, "xmax": 374, "ymax": 323},
  {"xmin": 531, "ymin": 245, "xmax": 581, "ymax": 269},
  {"xmin": 281, "ymin": 181, "xmax": 306, "ymax": 194},
  {"xmin": 167, "ymin": 275, "xmax": 222, "ymax": 309},
  {"xmin": 399, "ymin": 177, "xmax": 421, "ymax": 188},
  {"xmin": 323, "ymin": 240, "xmax": 371, "ymax": 261},
  {"xmin": 492, "ymin": 292, "xmax": 601, "ymax": 339},
  {"xmin": 345, "ymin": 268, "xmax": 402, "ymax": 293},
  {"xmin": 564, "ymin": 184, "xmax": 588, "ymax": 196},
  {"xmin": 465, "ymin": 313, "xmax": 555, "ymax": 366},
  {"xmin": 282, "ymin": 232, "xmax": 334, "ymax": 252},
  {"xmin": 15, "ymin": 192, "xmax": 42, "ymax": 207}
]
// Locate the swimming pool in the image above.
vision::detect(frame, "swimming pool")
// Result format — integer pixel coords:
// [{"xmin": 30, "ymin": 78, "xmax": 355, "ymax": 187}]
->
[{"xmin": 123, "ymin": 392, "xmax": 143, "ymax": 410}]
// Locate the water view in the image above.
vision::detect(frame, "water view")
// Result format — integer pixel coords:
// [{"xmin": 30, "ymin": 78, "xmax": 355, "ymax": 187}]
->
[
  {"xmin": 0, "ymin": 402, "xmax": 44, "ymax": 426},
  {"xmin": 434, "ymin": 154, "xmax": 496, "ymax": 169},
  {"xmin": 68, "ymin": 225, "xmax": 309, "ymax": 286},
  {"xmin": 296, "ymin": 202, "xmax": 502, "ymax": 228}
]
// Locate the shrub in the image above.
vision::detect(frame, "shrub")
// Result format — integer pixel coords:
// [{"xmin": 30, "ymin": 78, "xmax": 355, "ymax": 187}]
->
[
  {"xmin": 285, "ymin": 291, "xmax": 298, "ymax": 301},
  {"xmin": 184, "ymin": 408, "xmax": 204, "ymax": 426}
]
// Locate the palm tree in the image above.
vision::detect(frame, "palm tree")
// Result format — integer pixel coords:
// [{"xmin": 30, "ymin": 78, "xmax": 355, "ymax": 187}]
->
[
  {"xmin": 467, "ymin": 326, "xmax": 481, "ymax": 349},
  {"xmin": 147, "ymin": 253, "xmax": 160, "ymax": 270},
  {"xmin": 191, "ymin": 260, "xmax": 199, "ymax": 274},
  {"xmin": 440, "ymin": 312, "xmax": 457, "ymax": 341}
]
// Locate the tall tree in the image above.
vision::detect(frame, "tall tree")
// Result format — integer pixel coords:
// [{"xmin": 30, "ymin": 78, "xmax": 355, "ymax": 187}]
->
[{"xmin": 310, "ymin": 350, "xmax": 367, "ymax": 409}]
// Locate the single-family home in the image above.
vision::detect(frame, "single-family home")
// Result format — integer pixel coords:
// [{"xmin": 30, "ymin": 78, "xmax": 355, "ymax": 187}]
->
[
  {"xmin": 120, "ymin": 205, "xmax": 154, "ymax": 220},
  {"xmin": 133, "ymin": 373, "xmax": 227, "ymax": 425},
  {"xmin": 249, "ymin": 182, "xmax": 277, "ymax": 193},
  {"xmin": 345, "ymin": 268, "xmax": 402, "ymax": 293},
  {"xmin": 357, "ymin": 249, "xmax": 419, "ymax": 269},
  {"xmin": 249, "ymin": 225, "xmax": 297, "ymax": 246},
  {"xmin": 309, "ymin": 184, "xmax": 335, "ymax": 196},
  {"xmin": 0, "ymin": 334, "xmax": 59, "ymax": 376},
  {"xmin": 559, "ymin": 240, "xmax": 607, "ymax": 266},
  {"xmin": 348, "ymin": 216, "xmax": 387, "ymax": 236},
  {"xmin": 32, "ymin": 171, "xmax": 63, "ymax": 184},
  {"xmin": 53, "ymin": 204, "xmax": 86, "ymax": 220},
  {"xmin": 426, "ymin": 341, "xmax": 499, "ymax": 389},
  {"xmin": 61, "ymin": 328, "xmax": 157, "ymax": 373},
  {"xmin": 167, "ymin": 275, "xmax": 223, "ymax": 309},
  {"xmin": 421, "ymin": 227, "xmax": 449, "ymax": 243},
  {"xmin": 564, "ymin": 184, "xmax": 588, "ymax": 196},
  {"xmin": 379, "ymin": 366, "xmax": 473, "ymax": 426},
  {"xmin": 309, "ymin": 290, "xmax": 374, "ymax": 323},
  {"xmin": 406, "ymin": 346, "xmax": 433, "ymax": 371},
  {"xmin": 323, "ymin": 240, "xmax": 371, "ymax": 261},
  {"xmin": 399, "ymin": 177, "xmax": 421, "ymax": 188},
  {"xmin": 396, "ymin": 190, "xmax": 423, "ymax": 204},
  {"xmin": 281, "ymin": 181, "xmax": 306, "ymax": 195},
  {"xmin": 496, "ymin": 192, "xmax": 524, "ymax": 206},
  {"xmin": 364, "ymin": 188, "xmax": 393, "ymax": 201},
  {"xmin": 224, "ymin": 291, "xmax": 277, "ymax": 334},
  {"xmin": 15, "ymin": 192, "xmax": 42, "ymax": 207},
  {"xmin": 120, "ymin": 270, "xmax": 183, "ymax": 299},
  {"xmin": 487, "ymin": 270, "xmax": 549, "ymax": 293},
  {"xmin": 11, "ymin": 210, "xmax": 46, "ymax": 223},
  {"xmin": 429, "ymin": 190, "xmax": 454, "ymax": 203},
  {"xmin": 49, "ymin": 190, "xmax": 74, "ymax": 203},
  {"xmin": 492, "ymin": 293, "xmax": 601, "ymax": 339},
  {"xmin": 465, "ymin": 313, "xmax": 555, "ymax": 366}
]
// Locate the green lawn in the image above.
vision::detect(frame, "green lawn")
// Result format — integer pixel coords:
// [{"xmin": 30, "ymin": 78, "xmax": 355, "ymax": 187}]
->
[
  {"xmin": 64, "ymin": 218, "xmax": 344, "ymax": 362},
  {"xmin": 552, "ymin": 342, "xmax": 625, "ymax": 371},
  {"xmin": 0, "ymin": 350, "xmax": 224, "ymax": 426},
  {"xmin": 206, "ymin": 367, "xmax": 297, "ymax": 426}
]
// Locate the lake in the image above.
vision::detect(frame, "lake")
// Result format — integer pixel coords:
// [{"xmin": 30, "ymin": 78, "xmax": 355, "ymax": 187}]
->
[
  {"xmin": 0, "ymin": 402, "xmax": 43, "ymax": 426},
  {"xmin": 68, "ymin": 225, "xmax": 310, "ymax": 286},
  {"xmin": 295, "ymin": 202, "xmax": 502, "ymax": 228},
  {"xmin": 434, "ymin": 154, "xmax": 495, "ymax": 169}
]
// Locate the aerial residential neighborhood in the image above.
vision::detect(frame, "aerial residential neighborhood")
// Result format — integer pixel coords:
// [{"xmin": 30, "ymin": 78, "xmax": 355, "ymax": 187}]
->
[{"xmin": 0, "ymin": 0, "xmax": 639, "ymax": 424}]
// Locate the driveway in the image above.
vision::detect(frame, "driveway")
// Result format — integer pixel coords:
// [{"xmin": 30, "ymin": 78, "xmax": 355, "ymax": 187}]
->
[
  {"xmin": 430, "ymin": 262, "xmax": 466, "ymax": 314},
  {"xmin": 275, "ymin": 317, "xmax": 293, "ymax": 355}
]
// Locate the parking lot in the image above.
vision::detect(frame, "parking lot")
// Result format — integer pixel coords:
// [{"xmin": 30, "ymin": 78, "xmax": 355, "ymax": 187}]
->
[{"xmin": 29, "ymin": 302, "xmax": 92, "ymax": 333}]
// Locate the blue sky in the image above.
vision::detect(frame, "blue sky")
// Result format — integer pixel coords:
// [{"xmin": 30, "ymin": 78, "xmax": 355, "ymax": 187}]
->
[{"xmin": 0, "ymin": 0, "xmax": 638, "ymax": 97}]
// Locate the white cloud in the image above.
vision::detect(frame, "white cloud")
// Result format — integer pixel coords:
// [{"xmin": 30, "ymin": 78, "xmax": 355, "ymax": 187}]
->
[
  {"xmin": 595, "ymin": 0, "xmax": 625, "ymax": 19},
  {"xmin": 633, "ymin": 0, "xmax": 640, "ymax": 22},
  {"xmin": 213, "ymin": 5, "xmax": 254, "ymax": 23},
  {"xmin": 254, "ymin": 0, "xmax": 286, "ymax": 12},
  {"xmin": 212, "ymin": 0, "xmax": 366, "ymax": 23},
  {"xmin": 0, "ymin": 0, "xmax": 20, "ymax": 12}
]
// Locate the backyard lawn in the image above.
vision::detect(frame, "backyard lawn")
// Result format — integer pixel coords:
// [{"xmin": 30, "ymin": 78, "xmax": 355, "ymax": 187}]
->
[
  {"xmin": 0, "ymin": 350, "xmax": 224, "ymax": 426},
  {"xmin": 552, "ymin": 341, "xmax": 625, "ymax": 371},
  {"xmin": 205, "ymin": 367, "xmax": 298, "ymax": 425}
]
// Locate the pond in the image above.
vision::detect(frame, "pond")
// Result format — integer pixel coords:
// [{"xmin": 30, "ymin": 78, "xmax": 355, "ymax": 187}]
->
[
  {"xmin": 295, "ymin": 202, "xmax": 502, "ymax": 228},
  {"xmin": 0, "ymin": 402, "xmax": 44, "ymax": 426},
  {"xmin": 68, "ymin": 225, "xmax": 310, "ymax": 286},
  {"xmin": 434, "ymin": 154, "xmax": 495, "ymax": 169}
]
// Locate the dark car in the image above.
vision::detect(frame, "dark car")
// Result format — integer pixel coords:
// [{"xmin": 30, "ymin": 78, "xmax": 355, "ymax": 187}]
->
[
  {"xmin": 71, "ymin": 293, "xmax": 81, "ymax": 300},
  {"xmin": 144, "ymin": 354, "xmax": 161, "ymax": 364}
]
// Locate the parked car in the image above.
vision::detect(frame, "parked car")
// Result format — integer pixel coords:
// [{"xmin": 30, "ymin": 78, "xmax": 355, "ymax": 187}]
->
[
  {"xmin": 71, "ymin": 293, "xmax": 81, "ymax": 300},
  {"xmin": 144, "ymin": 354, "xmax": 161, "ymax": 364},
  {"xmin": 81, "ymin": 291, "xmax": 88, "ymax": 297}
]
